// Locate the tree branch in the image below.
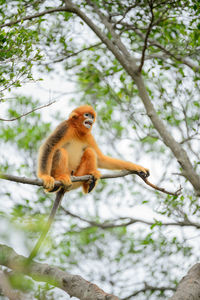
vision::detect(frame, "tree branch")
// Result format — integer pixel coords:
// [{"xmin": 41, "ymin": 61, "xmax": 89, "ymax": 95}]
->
[
  {"xmin": 0, "ymin": 271, "xmax": 24, "ymax": 300},
  {"xmin": 49, "ymin": 42, "xmax": 102, "ymax": 64},
  {"xmin": 123, "ymin": 283, "xmax": 176, "ymax": 299},
  {"xmin": 0, "ymin": 171, "xmax": 181, "ymax": 196},
  {"xmin": 112, "ymin": 4, "xmax": 138, "ymax": 28},
  {"xmin": 62, "ymin": 208, "xmax": 200, "ymax": 229},
  {"xmin": 0, "ymin": 100, "xmax": 56, "ymax": 121},
  {"xmin": 86, "ymin": 0, "xmax": 131, "ymax": 58},
  {"xmin": 138, "ymin": 0, "xmax": 154, "ymax": 72},
  {"xmin": 169, "ymin": 263, "xmax": 200, "ymax": 300},
  {"xmin": 0, "ymin": 244, "xmax": 119, "ymax": 300},
  {"xmin": 134, "ymin": 28, "xmax": 200, "ymax": 72},
  {"xmin": 0, "ymin": 7, "xmax": 67, "ymax": 28}
]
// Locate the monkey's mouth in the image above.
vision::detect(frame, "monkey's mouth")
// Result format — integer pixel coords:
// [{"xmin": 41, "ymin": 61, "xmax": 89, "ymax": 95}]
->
[{"xmin": 83, "ymin": 119, "xmax": 93, "ymax": 129}]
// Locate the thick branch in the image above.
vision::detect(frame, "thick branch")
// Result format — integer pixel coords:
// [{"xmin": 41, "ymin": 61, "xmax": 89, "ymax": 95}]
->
[
  {"xmin": 86, "ymin": 0, "xmax": 132, "ymax": 59},
  {"xmin": 169, "ymin": 263, "xmax": 200, "ymax": 300},
  {"xmin": 0, "ymin": 171, "xmax": 181, "ymax": 196},
  {"xmin": 0, "ymin": 271, "xmax": 23, "ymax": 300},
  {"xmin": 0, "ymin": 244, "xmax": 119, "ymax": 300}
]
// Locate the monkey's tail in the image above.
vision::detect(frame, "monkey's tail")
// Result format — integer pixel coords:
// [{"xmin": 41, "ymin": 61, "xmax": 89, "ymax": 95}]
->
[{"xmin": 27, "ymin": 188, "xmax": 65, "ymax": 263}]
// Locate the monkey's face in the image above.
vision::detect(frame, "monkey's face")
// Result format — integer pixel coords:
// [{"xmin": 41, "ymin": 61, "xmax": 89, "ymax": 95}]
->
[
  {"xmin": 82, "ymin": 112, "xmax": 95, "ymax": 129},
  {"xmin": 69, "ymin": 105, "xmax": 96, "ymax": 134}
]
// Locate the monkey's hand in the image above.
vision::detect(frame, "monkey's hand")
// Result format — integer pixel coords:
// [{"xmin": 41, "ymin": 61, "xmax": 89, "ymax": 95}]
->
[
  {"xmin": 138, "ymin": 168, "xmax": 150, "ymax": 178},
  {"xmin": 40, "ymin": 174, "xmax": 55, "ymax": 190}
]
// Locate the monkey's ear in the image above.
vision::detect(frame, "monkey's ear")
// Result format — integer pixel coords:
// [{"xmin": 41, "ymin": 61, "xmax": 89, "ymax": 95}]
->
[{"xmin": 69, "ymin": 112, "xmax": 78, "ymax": 119}]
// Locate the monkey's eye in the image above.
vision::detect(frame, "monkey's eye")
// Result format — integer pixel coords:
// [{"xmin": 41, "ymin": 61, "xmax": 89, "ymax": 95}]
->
[{"xmin": 84, "ymin": 113, "xmax": 94, "ymax": 119}]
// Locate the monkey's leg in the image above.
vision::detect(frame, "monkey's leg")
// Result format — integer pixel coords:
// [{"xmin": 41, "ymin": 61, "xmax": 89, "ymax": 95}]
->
[
  {"xmin": 50, "ymin": 148, "xmax": 72, "ymax": 192},
  {"xmin": 74, "ymin": 148, "xmax": 101, "ymax": 193}
]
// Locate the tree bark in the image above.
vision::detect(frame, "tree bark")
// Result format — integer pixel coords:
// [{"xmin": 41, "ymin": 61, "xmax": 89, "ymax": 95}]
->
[
  {"xmin": 0, "ymin": 244, "xmax": 119, "ymax": 300},
  {"xmin": 169, "ymin": 263, "xmax": 200, "ymax": 300}
]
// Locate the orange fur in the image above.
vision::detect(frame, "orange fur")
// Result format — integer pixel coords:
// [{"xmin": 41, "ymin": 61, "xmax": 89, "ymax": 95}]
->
[{"xmin": 37, "ymin": 105, "xmax": 149, "ymax": 193}]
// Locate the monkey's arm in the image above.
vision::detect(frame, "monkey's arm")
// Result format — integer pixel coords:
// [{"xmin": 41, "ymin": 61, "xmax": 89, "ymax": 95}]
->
[
  {"xmin": 37, "ymin": 121, "xmax": 69, "ymax": 189},
  {"xmin": 88, "ymin": 135, "xmax": 149, "ymax": 176}
]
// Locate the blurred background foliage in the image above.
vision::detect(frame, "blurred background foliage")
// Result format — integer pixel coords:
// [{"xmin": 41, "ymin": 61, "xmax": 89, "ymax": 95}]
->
[{"xmin": 0, "ymin": 0, "xmax": 200, "ymax": 299}]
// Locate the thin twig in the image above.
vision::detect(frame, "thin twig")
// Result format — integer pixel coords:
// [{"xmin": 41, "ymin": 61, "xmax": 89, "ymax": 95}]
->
[
  {"xmin": 112, "ymin": 4, "xmax": 137, "ymax": 28},
  {"xmin": 62, "ymin": 208, "xmax": 200, "ymax": 229},
  {"xmin": 49, "ymin": 42, "xmax": 102, "ymax": 64},
  {"xmin": 138, "ymin": 0, "xmax": 154, "ymax": 72},
  {"xmin": 0, "ymin": 171, "xmax": 182, "ymax": 196},
  {"xmin": 122, "ymin": 283, "xmax": 176, "ymax": 300},
  {"xmin": 0, "ymin": 7, "xmax": 66, "ymax": 28},
  {"xmin": 0, "ymin": 100, "xmax": 56, "ymax": 121},
  {"xmin": 138, "ymin": 174, "xmax": 182, "ymax": 196}
]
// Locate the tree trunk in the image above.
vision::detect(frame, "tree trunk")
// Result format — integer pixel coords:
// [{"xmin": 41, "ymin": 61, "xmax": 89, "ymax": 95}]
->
[{"xmin": 169, "ymin": 263, "xmax": 200, "ymax": 300}]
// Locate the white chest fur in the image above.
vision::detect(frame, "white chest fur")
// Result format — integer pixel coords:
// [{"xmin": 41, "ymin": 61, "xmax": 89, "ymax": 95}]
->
[{"xmin": 63, "ymin": 140, "xmax": 87, "ymax": 172}]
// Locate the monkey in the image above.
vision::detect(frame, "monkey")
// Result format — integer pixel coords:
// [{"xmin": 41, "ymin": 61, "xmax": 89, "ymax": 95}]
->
[
  {"xmin": 37, "ymin": 105, "xmax": 149, "ymax": 194},
  {"xmin": 28, "ymin": 105, "xmax": 149, "ymax": 261}
]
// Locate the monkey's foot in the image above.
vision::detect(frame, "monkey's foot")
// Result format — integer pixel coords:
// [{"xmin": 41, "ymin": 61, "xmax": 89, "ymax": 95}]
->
[
  {"xmin": 55, "ymin": 174, "xmax": 72, "ymax": 190},
  {"xmin": 84, "ymin": 170, "xmax": 101, "ymax": 193},
  {"xmin": 40, "ymin": 175, "xmax": 55, "ymax": 190}
]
